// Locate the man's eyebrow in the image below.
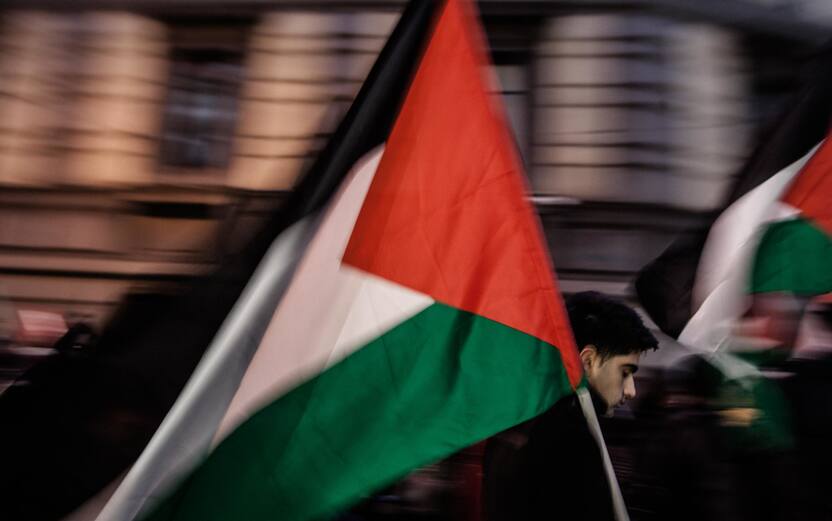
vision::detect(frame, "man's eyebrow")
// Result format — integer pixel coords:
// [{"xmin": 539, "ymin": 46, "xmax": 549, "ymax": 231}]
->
[{"xmin": 622, "ymin": 363, "xmax": 639, "ymax": 374}]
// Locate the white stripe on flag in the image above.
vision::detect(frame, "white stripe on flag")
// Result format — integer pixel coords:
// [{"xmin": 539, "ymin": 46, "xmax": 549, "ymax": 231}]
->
[
  {"xmin": 215, "ymin": 146, "xmax": 433, "ymax": 440},
  {"xmin": 329, "ymin": 268, "xmax": 434, "ymax": 368}
]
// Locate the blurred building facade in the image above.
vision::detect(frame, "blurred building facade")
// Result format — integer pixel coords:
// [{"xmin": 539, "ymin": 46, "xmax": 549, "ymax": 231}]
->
[{"xmin": 0, "ymin": 0, "xmax": 828, "ymax": 336}]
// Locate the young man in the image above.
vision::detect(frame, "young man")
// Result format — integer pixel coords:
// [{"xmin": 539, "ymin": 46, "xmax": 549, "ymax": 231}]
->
[
  {"xmin": 568, "ymin": 291, "xmax": 657, "ymax": 415},
  {"xmin": 483, "ymin": 291, "xmax": 658, "ymax": 521}
]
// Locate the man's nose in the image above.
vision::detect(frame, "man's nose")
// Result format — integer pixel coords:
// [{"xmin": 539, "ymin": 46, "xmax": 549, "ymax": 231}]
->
[{"xmin": 623, "ymin": 376, "xmax": 636, "ymax": 401}]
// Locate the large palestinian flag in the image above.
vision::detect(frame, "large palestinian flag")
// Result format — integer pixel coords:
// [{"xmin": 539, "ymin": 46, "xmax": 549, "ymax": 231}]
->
[{"xmin": 103, "ymin": 1, "xmax": 582, "ymax": 520}]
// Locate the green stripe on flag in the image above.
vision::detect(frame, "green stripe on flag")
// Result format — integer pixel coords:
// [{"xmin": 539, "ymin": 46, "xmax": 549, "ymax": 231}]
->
[
  {"xmin": 144, "ymin": 302, "xmax": 572, "ymax": 521},
  {"xmin": 752, "ymin": 217, "xmax": 832, "ymax": 295}
]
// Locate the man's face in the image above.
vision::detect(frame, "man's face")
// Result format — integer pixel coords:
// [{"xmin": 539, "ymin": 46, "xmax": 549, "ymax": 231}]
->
[{"xmin": 581, "ymin": 347, "xmax": 640, "ymax": 415}]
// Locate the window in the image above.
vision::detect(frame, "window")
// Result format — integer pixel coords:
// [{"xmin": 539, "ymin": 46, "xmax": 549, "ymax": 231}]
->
[{"xmin": 159, "ymin": 25, "xmax": 247, "ymax": 170}]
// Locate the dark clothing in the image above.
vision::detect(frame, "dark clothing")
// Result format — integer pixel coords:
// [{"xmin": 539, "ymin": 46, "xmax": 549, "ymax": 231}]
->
[
  {"xmin": 483, "ymin": 392, "xmax": 614, "ymax": 521},
  {"xmin": 778, "ymin": 356, "xmax": 832, "ymax": 518}
]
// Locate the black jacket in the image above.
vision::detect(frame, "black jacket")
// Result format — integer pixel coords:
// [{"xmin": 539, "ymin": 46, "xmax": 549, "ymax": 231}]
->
[{"xmin": 483, "ymin": 391, "xmax": 614, "ymax": 521}]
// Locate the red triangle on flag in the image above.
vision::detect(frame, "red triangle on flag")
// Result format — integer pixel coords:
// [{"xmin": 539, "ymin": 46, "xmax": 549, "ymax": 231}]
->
[
  {"xmin": 343, "ymin": 0, "xmax": 581, "ymax": 387},
  {"xmin": 784, "ymin": 135, "xmax": 832, "ymax": 236}
]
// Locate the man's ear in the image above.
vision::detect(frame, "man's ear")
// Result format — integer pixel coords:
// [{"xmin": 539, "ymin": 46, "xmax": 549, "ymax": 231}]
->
[{"xmin": 579, "ymin": 345, "xmax": 597, "ymax": 372}]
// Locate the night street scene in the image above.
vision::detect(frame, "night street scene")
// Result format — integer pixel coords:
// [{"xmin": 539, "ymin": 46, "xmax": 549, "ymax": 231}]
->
[{"xmin": 1, "ymin": 1, "xmax": 831, "ymax": 520}]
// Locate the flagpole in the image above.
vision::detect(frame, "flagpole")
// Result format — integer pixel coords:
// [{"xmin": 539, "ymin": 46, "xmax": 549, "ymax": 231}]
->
[{"xmin": 576, "ymin": 387, "xmax": 631, "ymax": 521}]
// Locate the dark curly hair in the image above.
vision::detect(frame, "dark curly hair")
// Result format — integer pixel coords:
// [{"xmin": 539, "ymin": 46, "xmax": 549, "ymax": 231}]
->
[{"xmin": 566, "ymin": 291, "xmax": 658, "ymax": 359}]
